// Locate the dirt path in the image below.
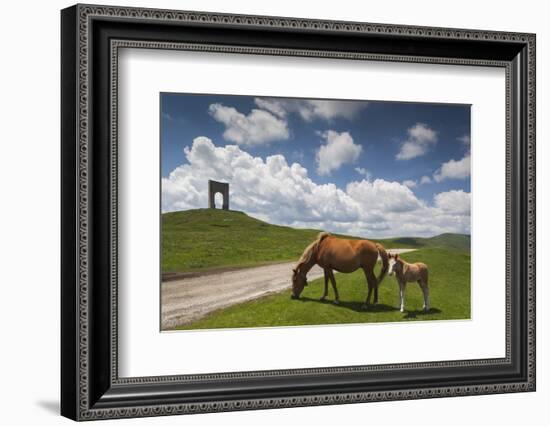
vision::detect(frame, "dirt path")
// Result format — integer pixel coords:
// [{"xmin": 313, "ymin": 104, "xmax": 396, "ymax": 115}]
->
[{"xmin": 161, "ymin": 249, "xmax": 416, "ymax": 329}]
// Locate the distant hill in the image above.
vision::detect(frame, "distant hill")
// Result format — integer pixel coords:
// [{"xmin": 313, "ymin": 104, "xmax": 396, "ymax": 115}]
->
[
  {"xmin": 379, "ymin": 233, "xmax": 471, "ymax": 252},
  {"xmin": 162, "ymin": 209, "xmax": 470, "ymax": 273}
]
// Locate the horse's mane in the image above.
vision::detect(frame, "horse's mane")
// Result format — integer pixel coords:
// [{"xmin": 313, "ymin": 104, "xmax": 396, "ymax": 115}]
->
[{"xmin": 296, "ymin": 232, "xmax": 331, "ymax": 269}]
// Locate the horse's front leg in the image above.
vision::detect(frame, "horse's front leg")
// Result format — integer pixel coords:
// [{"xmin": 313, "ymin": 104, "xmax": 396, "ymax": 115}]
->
[
  {"xmin": 320, "ymin": 269, "xmax": 329, "ymax": 301},
  {"xmin": 328, "ymin": 270, "xmax": 340, "ymax": 304}
]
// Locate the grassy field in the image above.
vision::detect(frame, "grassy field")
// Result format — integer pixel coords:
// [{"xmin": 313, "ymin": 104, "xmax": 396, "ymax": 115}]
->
[
  {"xmin": 162, "ymin": 209, "xmax": 470, "ymax": 273},
  {"xmin": 175, "ymin": 247, "xmax": 471, "ymax": 330}
]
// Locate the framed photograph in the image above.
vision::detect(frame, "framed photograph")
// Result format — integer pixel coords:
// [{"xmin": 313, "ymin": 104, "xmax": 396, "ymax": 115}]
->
[
  {"xmin": 61, "ymin": 4, "xmax": 536, "ymax": 421},
  {"xmin": 159, "ymin": 93, "xmax": 472, "ymax": 331}
]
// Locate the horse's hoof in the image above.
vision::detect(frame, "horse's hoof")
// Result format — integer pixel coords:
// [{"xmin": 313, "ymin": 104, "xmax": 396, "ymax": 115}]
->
[
  {"xmin": 333, "ymin": 300, "xmax": 340, "ymax": 305},
  {"xmin": 320, "ymin": 297, "xmax": 327, "ymax": 302},
  {"xmin": 361, "ymin": 304, "xmax": 369, "ymax": 310},
  {"xmin": 400, "ymin": 309, "xmax": 405, "ymax": 313}
]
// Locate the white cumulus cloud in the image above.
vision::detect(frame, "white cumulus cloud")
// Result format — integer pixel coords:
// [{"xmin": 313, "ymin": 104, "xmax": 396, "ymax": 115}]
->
[
  {"xmin": 208, "ymin": 103, "xmax": 289, "ymax": 146},
  {"xmin": 402, "ymin": 179, "xmax": 417, "ymax": 188},
  {"xmin": 420, "ymin": 175, "xmax": 432, "ymax": 185},
  {"xmin": 162, "ymin": 137, "xmax": 471, "ymax": 238},
  {"xmin": 396, "ymin": 123, "xmax": 438, "ymax": 160},
  {"xmin": 457, "ymin": 135, "xmax": 470, "ymax": 145},
  {"xmin": 433, "ymin": 154, "xmax": 471, "ymax": 182},
  {"xmin": 162, "ymin": 136, "xmax": 360, "ymax": 225},
  {"xmin": 347, "ymin": 179, "xmax": 424, "ymax": 213},
  {"xmin": 254, "ymin": 98, "xmax": 366, "ymax": 122},
  {"xmin": 434, "ymin": 190, "xmax": 471, "ymax": 215},
  {"xmin": 355, "ymin": 167, "xmax": 371, "ymax": 180},
  {"xmin": 316, "ymin": 130, "xmax": 362, "ymax": 176},
  {"xmin": 253, "ymin": 98, "xmax": 289, "ymax": 118}
]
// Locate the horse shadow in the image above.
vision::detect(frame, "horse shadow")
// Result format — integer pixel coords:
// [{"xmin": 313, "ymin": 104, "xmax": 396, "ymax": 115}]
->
[
  {"xmin": 297, "ymin": 296, "xmax": 442, "ymax": 317},
  {"xmin": 402, "ymin": 307, "xmax": 442, "ymax": 319},
  {"xmin": 297, "ymin": 296, "xmax": 397, "ymax": 314}
]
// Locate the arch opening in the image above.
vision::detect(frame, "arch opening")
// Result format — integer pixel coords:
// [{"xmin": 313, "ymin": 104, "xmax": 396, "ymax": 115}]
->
[{"xmin": 214, "ymin": 192, "xmax": 224, "ymax": 209}]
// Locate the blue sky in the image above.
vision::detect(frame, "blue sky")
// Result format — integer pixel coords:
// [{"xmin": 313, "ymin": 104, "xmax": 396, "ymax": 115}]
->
[{"xmin": 160, "ymin": 93, "xmax": 471, "ymax": 238}]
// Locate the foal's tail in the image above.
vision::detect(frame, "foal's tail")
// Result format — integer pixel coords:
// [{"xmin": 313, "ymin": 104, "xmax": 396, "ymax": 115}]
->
[{"xmin": 376, "ymin": 243, "xmax": 389, "ymax": 286}]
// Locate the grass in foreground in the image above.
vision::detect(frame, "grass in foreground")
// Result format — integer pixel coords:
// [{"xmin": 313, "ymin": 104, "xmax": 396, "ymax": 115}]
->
[
  {"xmin": 162, "ymin": 208, "xmax": 470, "ymax": 273},
  {"xmin": 175, "ymin": 248, "xmax": 471, "ymax": 330}
]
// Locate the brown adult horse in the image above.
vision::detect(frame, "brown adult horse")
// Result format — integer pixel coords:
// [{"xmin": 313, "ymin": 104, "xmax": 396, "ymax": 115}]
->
[{"xmin": 291, "ymin": 232, "xmax": 389, "ymax": 309}]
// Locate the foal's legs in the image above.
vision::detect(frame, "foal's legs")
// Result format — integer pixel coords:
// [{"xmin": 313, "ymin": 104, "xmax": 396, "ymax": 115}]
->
[
  {"xmin": 399, "ymin": 281, "xmax": 406, "ymax": 313},
  {"xmin": 327, "ymin": 270, "xmax": 340, "ymax": 304},
  {"xmin": 418, "ymin": 279, "xmax": 430, "ymax": 312},
  {"xmin": 320, "ymin": 269, "xmax": 330, "ymax": 301}
]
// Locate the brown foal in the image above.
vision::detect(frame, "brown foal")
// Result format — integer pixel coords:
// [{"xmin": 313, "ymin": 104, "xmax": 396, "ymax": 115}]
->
[{"xmin": 388, "ymin": 253, "xmax": 430, "ymax": 313}]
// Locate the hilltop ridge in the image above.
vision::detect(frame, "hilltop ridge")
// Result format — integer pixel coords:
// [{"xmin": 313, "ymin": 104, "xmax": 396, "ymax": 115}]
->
[{"xmin": 162, "ymin": 209, "xmax": 470, "ymax": 273}]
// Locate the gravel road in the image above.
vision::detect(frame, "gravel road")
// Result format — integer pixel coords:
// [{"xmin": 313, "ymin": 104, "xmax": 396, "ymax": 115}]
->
[{"xmin": 161, "ymin": 249, "xmax": 416, "ymax": 329}]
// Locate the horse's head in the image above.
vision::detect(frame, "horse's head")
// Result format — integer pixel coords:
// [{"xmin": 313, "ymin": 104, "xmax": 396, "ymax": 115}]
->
[
  {"xmin": 388, "ymin": 254, "xmax": 403, "ymax": 276},
  {"xmin": 291, "ymin": 267, "xmax": 307, "ymax": 299}
]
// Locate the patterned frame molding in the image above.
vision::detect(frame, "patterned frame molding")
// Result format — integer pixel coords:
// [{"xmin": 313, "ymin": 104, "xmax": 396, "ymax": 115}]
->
[
  {"xmin": 109, "ymin": 42, "xmax": 512, "ymax": 383},
  {"xmin": 61, "ymin": 3, "xmax": 536, "ymax": 421}
]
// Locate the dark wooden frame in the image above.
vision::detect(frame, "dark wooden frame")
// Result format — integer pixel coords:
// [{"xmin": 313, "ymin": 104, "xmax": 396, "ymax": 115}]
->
[{"xmin": 61, "ymin": 3, "xmax": 536, "ymax": 421}]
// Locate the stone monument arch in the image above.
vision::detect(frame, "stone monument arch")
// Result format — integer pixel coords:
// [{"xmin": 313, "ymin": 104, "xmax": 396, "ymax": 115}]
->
[{"xmin": 208, "ymin": 180, "xmax": 229, "ymax": 210}]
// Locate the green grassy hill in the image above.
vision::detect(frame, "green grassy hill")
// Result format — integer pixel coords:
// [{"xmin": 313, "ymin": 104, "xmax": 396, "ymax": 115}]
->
[
  {"xmin": 162, "ymin": 209, "xmax": 323, "ymax": 273},
  {"xmin": 162, "ymin": 209, "xmax": 470, "ymax": 273}
]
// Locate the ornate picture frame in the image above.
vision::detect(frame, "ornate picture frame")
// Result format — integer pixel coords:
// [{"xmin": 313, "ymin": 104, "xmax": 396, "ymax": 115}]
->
[{"xmin": 61, "ymin": 4, "xmax": 535, "ymax": 421}]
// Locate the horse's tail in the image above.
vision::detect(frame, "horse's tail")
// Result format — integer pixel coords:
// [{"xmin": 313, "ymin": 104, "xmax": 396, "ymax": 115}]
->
[{"xmin": 376, "ymin": 243, "xmax": 389, "ymax": 285}]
